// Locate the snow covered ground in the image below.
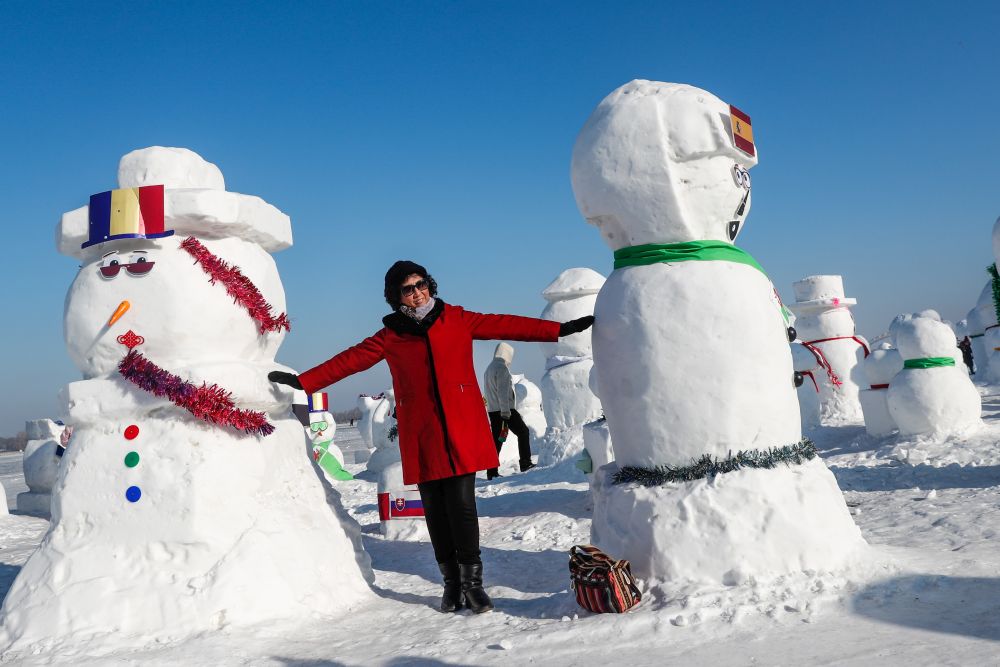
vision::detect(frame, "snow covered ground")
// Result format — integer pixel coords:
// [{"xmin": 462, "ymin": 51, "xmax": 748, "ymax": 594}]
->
[{"xmin": 4, "ymin": 407, "xmax": 1000, "ymax": 665}]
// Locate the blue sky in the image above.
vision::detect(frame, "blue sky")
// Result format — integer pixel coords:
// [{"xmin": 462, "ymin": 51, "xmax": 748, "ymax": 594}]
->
[{"xmin": 1, "ymin": 1, "xmax": 998, "ymax": 434}]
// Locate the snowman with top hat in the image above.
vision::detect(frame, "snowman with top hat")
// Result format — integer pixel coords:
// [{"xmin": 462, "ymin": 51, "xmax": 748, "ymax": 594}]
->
[
  {"xmin": 788, "ymin": 275, "xmax": 869, "ymax": 426},
  {"xmin": 300, "ymin": 391, "xmax": 353, "ymax": 481},
  {"xmin": 572, "ymin": 81, "xmax": 866, "ymax": 589},
  {"xmin": 0, "ymin": 147, "xmax": 372, "ymax": 653}
]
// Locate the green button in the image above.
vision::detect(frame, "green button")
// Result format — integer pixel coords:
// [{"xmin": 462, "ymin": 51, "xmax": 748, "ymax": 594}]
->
[{"xmin": 124, "ymin": 451, "xmax": 140, "ymax": 468}]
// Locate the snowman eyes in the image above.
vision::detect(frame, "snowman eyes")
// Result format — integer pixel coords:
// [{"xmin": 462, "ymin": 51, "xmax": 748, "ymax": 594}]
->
[
  {"xmin": 732, "ymin": 164, "xmax": 751, "ymax": 190},
  {"xmin": 99, "ymin": 251, "xmax": 155, "ymax": 278}
]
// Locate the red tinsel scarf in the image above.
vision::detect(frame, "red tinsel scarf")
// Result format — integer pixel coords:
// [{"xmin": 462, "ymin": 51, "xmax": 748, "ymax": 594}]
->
[
  {"xmin": 119, "ymin": 349, "xmax": 275, "ymax": 436},
  {"xmin": 181, "ymin": 237, "xmax": 291, "ymax": 334}
]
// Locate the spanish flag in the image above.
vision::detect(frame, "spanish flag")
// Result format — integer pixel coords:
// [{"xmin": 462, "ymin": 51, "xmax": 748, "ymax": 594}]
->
[
  {"xmin": 83, "ymin": 185, "xmax": 172, "ymax": 249},
  {"xmin": 729, "ymin": 105, "xmax": 755, "ymax": 157}
]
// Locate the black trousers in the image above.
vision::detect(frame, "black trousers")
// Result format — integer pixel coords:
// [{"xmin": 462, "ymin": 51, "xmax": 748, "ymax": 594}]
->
[
  {"xmin": 489, "ymin": 409, "xmax": 532, "ymax": 465},
  {"xmin": 417, "ymin": 473, "xmax": 481, "ymax": 566}
]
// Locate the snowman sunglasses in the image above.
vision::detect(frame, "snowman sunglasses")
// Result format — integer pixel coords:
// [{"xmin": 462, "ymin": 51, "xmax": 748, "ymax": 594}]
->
[
  {"xmin": 99, "ymin": 259, "xmax": 155, "ymax": 277},
  {"xmin": 732, "ymin": 164, "xmax": 751, "ymax": 217}
]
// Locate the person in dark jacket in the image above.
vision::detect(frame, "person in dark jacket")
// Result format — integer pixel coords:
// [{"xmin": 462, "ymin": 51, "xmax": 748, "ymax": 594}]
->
[{"xmin": 269, "ymin": 260, "xmax": 593, "ymax": 614}]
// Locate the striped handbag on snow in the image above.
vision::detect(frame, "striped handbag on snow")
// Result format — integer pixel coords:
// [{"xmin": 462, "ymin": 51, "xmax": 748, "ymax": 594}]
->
[{"xmin": 569, "ymin": 544, "xmax": 642, "ymax": 613}]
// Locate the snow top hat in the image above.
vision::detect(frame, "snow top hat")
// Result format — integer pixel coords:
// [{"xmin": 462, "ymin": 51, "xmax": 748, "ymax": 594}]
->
[
  {"xmin": 542, "ymin": 267, "xmax": 605, "ymax": 302},
  {"xmin": 308, "ymin": 392, "xmax": 329, "ymax": 414},
  {"xmin": 571, "ymin": 80, "xmax": 759, "ymax": 250},
  {"xmin": 787, "ymin": 275, "xmax": 857, "ymax": 315},
  {"xmin": 57, "ymin": 147, "xmax": 292, "ymax": 259}
]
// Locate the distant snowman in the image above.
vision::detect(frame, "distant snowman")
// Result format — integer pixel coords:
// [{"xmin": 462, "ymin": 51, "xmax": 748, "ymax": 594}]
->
[
  {"xmin": 858, "ymin": 343, "xmax": 904, "ymax": 438},
  {"xmin": 887, "ymin": 318, "xmax": 981, "ymax": 436},
  {"xmin": 981, "ymin": 217, "xmax": 1000, "ymax": 381},
  {"xmin": 0, "ymin": 147, "xmax": 372, "ymax": 653},
  {"xmin": 16, "ymin": 419, "xmax": 65, "ymax": 517},
  {"xmin": 572, "ymin": 81, "xmax": 865, "ymax": 587},
  {"xmin": 787, "ymin": 275, "xmax": 869, "ymax": 425},
  {"xmin": 366, "ymin": 390, "xmax": 401, "ymax": 474},
  {"xmin": 302, "ymin": 392, "xmax": 353, "ymax": 481},
  {"xmin": 538, "ymin": 268, "xmax": 605, "ymax": 434}
]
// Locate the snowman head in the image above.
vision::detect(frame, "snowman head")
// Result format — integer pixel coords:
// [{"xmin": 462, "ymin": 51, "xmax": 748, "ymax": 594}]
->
[
  {"xmin": 571, "ymin": 80, "xmax": 758, "ymax": 250},
  {"xmin": 58, "ymin": 147, "xmax": 291, "ymax": 378},
  {"xmin": 896, "ymin": 318, "xmax": 958, "ymax": 361}
]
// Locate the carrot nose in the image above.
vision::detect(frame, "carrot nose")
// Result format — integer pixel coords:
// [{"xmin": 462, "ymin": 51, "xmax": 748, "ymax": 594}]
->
[{"xmin": 108, "ymin": 300, "xmax": 130, "ymax": 326}]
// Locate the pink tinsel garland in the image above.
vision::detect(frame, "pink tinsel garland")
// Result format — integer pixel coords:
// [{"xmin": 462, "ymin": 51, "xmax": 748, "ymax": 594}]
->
[
  {"xmin": 181, "ymin": 237, "xmax": 291, "ymax": 334},
  {"xmin": 119, "ymin": 349, "xmax": 275, "ymax": 437}
]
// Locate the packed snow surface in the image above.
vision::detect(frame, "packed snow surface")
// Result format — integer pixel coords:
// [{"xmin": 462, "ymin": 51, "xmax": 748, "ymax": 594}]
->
[{"xmin": 5, "ymin": 409, "xmax": 1000, "ymax": 664}]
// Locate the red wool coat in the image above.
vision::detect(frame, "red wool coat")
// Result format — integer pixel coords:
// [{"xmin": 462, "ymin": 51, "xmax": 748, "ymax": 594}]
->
[{"xmin": 298, "ymin": 301, "xmax": 561, "ymax": 485}]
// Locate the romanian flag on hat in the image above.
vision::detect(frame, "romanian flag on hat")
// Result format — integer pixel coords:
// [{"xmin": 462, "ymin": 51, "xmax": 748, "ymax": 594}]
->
[
  {"xmin": 729, "ymin": 105, "xmax": 755, "ymax": 157},
  {"xmin": 308, "ymin": 392, "xmax": 329, "ymax": 413},
  {"xmin": 83, "ymin": 185, "xmax": 172, "ymax": 249}
]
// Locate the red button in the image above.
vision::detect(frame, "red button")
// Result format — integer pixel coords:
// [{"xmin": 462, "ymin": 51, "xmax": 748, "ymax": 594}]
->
[{"xmin": 124, "ymin": 425, "xmax": 140, "ymax": 440}]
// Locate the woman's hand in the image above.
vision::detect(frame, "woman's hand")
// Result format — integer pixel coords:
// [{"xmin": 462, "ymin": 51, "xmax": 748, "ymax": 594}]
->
[
  {"xmin": 559, "ymin": 316, "xmax": 595, "ymax": 336},
  {"xmin": 268, "ymin": 371, "xmax": 303, "ymax": 390}
]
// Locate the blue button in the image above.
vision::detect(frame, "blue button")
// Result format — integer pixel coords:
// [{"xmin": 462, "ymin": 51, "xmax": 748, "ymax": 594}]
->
[{"xmin": 125, "ymin": 486, "xmax": 142, "ymax": 503}]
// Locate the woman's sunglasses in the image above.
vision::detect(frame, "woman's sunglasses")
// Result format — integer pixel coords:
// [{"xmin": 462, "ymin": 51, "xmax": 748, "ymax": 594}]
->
[{"xmin": 400, "ymin": 279, "xmax": 429, "ymax": 297}]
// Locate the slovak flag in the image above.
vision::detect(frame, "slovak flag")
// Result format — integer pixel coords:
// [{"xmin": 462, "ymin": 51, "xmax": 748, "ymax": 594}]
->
[{"xmin": 378, "ymin": 490, "xmax": 425, "ymax": 520}]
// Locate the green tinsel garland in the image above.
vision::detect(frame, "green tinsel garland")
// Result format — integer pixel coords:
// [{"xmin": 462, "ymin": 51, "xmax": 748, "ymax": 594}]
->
[
  {"xmin": 988, "ymin": 264, "xmax": 1000, "ymax": 325},
  {"xmin": 613, "ymin": 439, "xmax": 817, "ymax": 486}
]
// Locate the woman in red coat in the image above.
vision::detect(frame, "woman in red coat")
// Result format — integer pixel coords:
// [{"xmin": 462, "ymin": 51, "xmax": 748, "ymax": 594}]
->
[{"xmin": 269, "ymin": 260, "xmax": 593, "ymax": 614}]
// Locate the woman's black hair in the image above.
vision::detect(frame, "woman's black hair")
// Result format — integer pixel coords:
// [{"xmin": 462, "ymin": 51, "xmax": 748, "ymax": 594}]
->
[{"xmin": 384, "ymin": 260, "xmax": 438, "ymax": 310}]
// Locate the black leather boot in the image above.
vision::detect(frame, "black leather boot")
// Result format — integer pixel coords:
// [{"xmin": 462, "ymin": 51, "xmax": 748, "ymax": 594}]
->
[
  {"xmin": 459, "ymin": 563, "xmax": 494, "ymax": 613},
  {"xmin": 438, "ymin": 561, "xmax": 463, "ymax": 612}
]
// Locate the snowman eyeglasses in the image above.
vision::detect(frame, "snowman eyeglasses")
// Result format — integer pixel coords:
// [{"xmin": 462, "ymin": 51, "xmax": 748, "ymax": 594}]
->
[
  {"xmin": 310, "ymin": 421, "xmax": 329, "ymax": 432},
  {"xmin": 99, "ymin": 260, "xmax": 155, "ymax": 277},
  {"xmin": 400, "ymin": 279, "xmax": 429, "ymax": 297}
]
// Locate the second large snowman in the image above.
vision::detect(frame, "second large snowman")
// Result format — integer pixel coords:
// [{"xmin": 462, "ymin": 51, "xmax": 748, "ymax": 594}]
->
[{"xmin": 572, "ymin": 81, "xmax": 865, "ymax": 589}]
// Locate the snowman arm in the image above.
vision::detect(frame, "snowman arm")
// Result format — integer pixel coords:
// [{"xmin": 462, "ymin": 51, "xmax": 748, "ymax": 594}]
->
[
  {"xmin": 461, "ymin": 309, "xmax": 561, "ymax": 342},
  {"xmin": 298, "ymin": 330, "xmax": 387, "ymax": 394}
]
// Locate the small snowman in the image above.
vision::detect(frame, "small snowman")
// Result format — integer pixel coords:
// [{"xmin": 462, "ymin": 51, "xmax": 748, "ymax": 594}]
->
[
  {"xmin": 366, "ymin": 390, "xmax": 401, "ymax": 474},
  {"xmin": 572, "ymin": 81, "xmax": 865, "ymax": 587},
  {"xmin": 858, "ymin": 344, "xmax": 904, "ymax": 437},
  {"xmin": 787, "ymin": 275, "xmax": 869, "ymax": 424},
  {"xmin": 887, "ymin": 318, "xmax": 981, "ymax": 436},
  {"xmin": 16, "ymin": 420, "xmax": 65, "ymax": 517},
  {"xmin": 0, "ymin": 147, "xmax": 372, "ymax": 653},
  {"xmin": 302, "ymin": 392, "xmax": 352, "ymax": 481},
  {"xmin": 356, "ymin": 393, "xmax": 383, "ymax": 449},
  {"xmin": 538, "ymin": 268, "xmax": 605, "ymax": 434}
]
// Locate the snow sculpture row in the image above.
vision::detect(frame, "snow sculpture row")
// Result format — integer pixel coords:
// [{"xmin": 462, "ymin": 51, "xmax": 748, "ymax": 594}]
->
[
  {"xmin": 0, "ymin": 147, "xmax": 372, "ymax": 653},
  {"xmin": 573, "ymin": 80, "xmax": 867, "ymax": 588}
]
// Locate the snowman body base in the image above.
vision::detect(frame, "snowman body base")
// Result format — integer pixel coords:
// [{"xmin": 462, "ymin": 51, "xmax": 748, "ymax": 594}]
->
[
  {"xmin": 593, "ymin": 261, "xmax": 801, "ymax": 467},
  {"xmin": 859, "ymin": 388, "xmax": 896, "ymax": 438},
  {"xmin": 540, "ymin": 359, "xmax": 602, "ymax": 435},
  {"xmin": 0, "ymin": 389, "xmax": 373, "ymax": 652},
  {"xmin": 887, "ymin": 367, "xmax": 982, "ymax": 437},
  {"xmin": 15, "ymin": 492, "xmax": 49, "ymax": 517},
  {"xmin": 590, "ymin": 458, "xmax": 867, "ymax": 589}
]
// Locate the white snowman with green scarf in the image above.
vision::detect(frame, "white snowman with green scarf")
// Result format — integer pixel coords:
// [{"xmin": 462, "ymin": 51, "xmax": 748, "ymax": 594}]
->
[
  {"xmin": 571, "ymin": 81, "xmax": 866, "ymax": 588},
  {"xmin": 887, "ymin": 318, "xmax": 981, "ymax": 436}
]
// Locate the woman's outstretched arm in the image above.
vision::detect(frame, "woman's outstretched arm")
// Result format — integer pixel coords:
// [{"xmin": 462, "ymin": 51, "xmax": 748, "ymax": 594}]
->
[{"xmin": 293, "ymin": 329, "xmax": 389, "ymax": 394}]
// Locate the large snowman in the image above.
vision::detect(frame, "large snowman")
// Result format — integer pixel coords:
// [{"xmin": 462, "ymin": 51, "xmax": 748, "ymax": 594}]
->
[
  {"xmin": 572, "ymin": 81, "xmax": 865, "ymax": 588},
  {"xmin": 0, "ymin": 147, "xmax": 372, "ymax": 652}
]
